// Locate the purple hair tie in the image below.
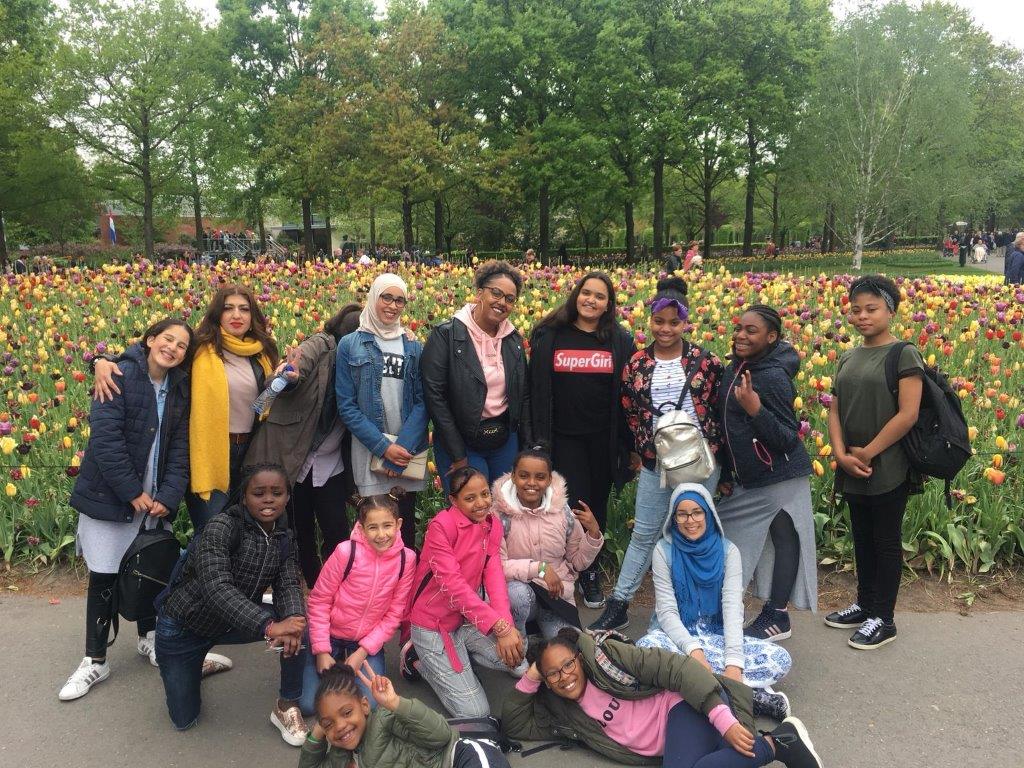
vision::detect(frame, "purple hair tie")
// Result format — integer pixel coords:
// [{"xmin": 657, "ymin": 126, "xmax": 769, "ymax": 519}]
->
[{"xmin": 650, "ymin": 297, "xmax": 689, "ymax": 321}]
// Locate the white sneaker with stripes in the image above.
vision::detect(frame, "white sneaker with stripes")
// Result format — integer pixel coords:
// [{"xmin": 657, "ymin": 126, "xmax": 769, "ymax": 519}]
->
[{"xmin": 59, "ymin": 657, "xmax": 110, "ymax": 701}]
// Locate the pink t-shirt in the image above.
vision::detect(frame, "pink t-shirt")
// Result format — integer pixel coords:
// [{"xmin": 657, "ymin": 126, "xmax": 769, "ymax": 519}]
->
[{"xmin": 515, "ymin": 677, "xmax": 737, "ymax": 757}]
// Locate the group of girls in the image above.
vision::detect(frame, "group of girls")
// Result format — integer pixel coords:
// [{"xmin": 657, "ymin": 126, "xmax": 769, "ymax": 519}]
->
[{"xmin": 58, "ymin": 254, "xmax": 920, "ymax": 766}]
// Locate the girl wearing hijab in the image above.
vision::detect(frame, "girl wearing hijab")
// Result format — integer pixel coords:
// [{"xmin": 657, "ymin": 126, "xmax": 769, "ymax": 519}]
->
[
  {"xmin": 336, "ymin": 273, "xmax": 429, "ymax": 549},
  {"xmin": 636, "ymin": 483, "xmax": 793, "ymax": 722},
  {"xmin": 715, "ymin": 305, "xmax": 817, "ymax": 643}
]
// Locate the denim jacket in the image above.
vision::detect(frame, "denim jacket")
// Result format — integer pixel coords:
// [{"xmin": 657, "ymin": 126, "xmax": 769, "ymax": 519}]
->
[{"xmin": 335, "ymin": 330, "xmax": 429, "ymax": 473}]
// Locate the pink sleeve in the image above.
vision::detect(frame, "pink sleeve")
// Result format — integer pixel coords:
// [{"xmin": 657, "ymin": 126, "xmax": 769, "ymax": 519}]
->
[
  {"xmin": 483, "ymin": 518, "xmax": 513, "ymax": 624},
  {"xmin": 306, "ymin": 542, "xmax": 349, "ymax": 656},
  {"xmin": 424, "ymin": 520, "xmax": 502, "ymax": 634},
  {"xmin": 565, "ymin": 516, "xmax": 603, "ymax": 573},
  {"xmin": 501, "ymin": 533, "xmax": 539, "ymax": 582},
  {"xmin": 516, "ymin": 676, "xmax": 542, "ymax": 694},
  {"xmin": 359, "ymin": 548, "xmax": 417, "ymax": 655},
  {"xmin": 707, "ymin": 704, "xmax": 739, "ymax": 737}
]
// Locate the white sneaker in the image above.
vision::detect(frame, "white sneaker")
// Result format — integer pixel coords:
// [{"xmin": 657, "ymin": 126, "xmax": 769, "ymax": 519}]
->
[
  {"xmin": 201, "ymin": 652, "xmax": 233, "ymax": 678},
  {"xmin": 271, "ymin": 701, "xmax": 309, "ymax": 746},
  {"xmin": 137, "ymin": 631, "xmax": 158, "ymax": 667},
  {"xmin": 59, "ymin": 657, "xmax": 110, "ymax": 701}
]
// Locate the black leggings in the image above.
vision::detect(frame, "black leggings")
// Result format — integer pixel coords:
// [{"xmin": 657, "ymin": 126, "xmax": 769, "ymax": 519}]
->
[
  {"xmin": 451, "ymin": 739, "xmax": 512, "ymax": 768},
  {"xmin": 289, "ymin": 471, "xmax": 352, "ymax": 588},
  {"xmin": 86, "ymin": 571, "xmax": 154, "ymax": 659},
  {"xmin": 845, "ymin": 482, "xmax": 910, "ymax": 622},
  {"xmin": 552, "ymin": 430, "xmax": 614, "ymax": 577},
  {"xmin": 767, "ymin": 512, "xmax": 800, "ymax": 608}
]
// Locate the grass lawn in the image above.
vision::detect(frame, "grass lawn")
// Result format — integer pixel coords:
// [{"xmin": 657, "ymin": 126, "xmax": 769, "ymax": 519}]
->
[{"xmin": 719, "ymin": 250, "xmax": 994, "ymax": 278}]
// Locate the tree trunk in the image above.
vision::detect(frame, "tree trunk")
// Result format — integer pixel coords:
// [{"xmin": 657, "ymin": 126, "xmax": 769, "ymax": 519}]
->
[
  {"xmin": 401, "ymin": 187, "xmax": 413, "ymax": 252},
  {"xmin": 624, "ymin": 200, "xmax": 635, "ymax": 257},
  {"xmin": 0, "ymin": 211, "xmax": 8, "ymax": 269},
  {"xmin": 652, "ymin": 155, "xmax": 665, "ymax": 261},
  {"xmin": 702, "ymin": 170, "xmax": 713, "ymax": 262},
  {"xmin": 770, "ymin": 174, "xmax": 780, "ymax": 247},
  {"xmin": 256, "ymin": 200, "xmax": 266, "ymax": 252},
  {"xmin": 141, "ymin": 123, "xmax": 155, "ymax": 260},
  {"xmin": 301, "ymin": 195, "xmax": 314, "ymax": 262},
  {"xmin": 433, "ymin": 193, "xmax": 444, "ymax": 256},
  {"xmin": 827, "ymin": 206, "xmax": 837, "ymax": 252},
  {"xmin": 324, "ymin": 214, "xmax": 332, "ymax": 256},
  {"xmin": 853, "ymin": 217, "xmax": 865, "ymax": 270},
  {"xmin": 742, "ymin": 120, "xmax": 757, "ymax": 257},
  {"xmin": 189, "ymin": 152, "xmax": 203, "ymax": 249},
  {"xmin": 369, "ymin": 205, "xmax": 376, "ymax": 255},
  {"xmin": 539, "ymin": 183, "xmax": 550, "ymax": 263}
]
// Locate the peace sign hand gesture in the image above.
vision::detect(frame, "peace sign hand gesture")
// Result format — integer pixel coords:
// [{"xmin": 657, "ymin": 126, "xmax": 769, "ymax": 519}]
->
[
  {"xmin": 733, "ymin": 370, "xmax": 762, "ymax": 417},
  {"xmin": 354, "ymin": 661, "xmax": 401, "ymax": 712}
]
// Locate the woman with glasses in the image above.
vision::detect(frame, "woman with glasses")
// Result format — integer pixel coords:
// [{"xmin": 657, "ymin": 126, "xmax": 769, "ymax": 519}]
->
[
  {"xmin": 636, "ymin": 484, "xmax": 793, "ymax": 722},
  {"xmin": 336, "ymin": 273, "xmax": 429, "ymax": 550},
  {"xmin": 421, "ymin": 260, "xmax": 531, "ymax": 491},
  {"xmin": 502, "ymin": 625, "xmax": 823, "ymax": 768}
]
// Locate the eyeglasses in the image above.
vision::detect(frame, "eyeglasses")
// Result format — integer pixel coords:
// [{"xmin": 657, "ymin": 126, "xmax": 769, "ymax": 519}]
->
[
  {"xmin": 674, "ymin": 508, "xmax": 706, "ymax": 522},
  {"xmin": 542, "ymin": 652, "xmax": 580, "ymax": 683},
  {"xmin": 379, "ymin": 293, "xmax": 408, "ymax": 308},
  {"xmin": 483, "ymin": 285, "xmax": 518, "ymax": 305}
]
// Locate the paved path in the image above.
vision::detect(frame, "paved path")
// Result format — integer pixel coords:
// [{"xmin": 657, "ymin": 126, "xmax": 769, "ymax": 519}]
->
[{"xmin": 2, "ymin": 594, "xmax": 1020, "ymax": 768}]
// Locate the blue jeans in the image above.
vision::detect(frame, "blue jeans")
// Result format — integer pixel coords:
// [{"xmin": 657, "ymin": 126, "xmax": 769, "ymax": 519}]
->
[
  {"xmin": 662, "ymin": 700, "xmax": 773, "ymax": 767},
  {"xmin": 299, "ymin": 636, "xmax": 385, "ymax": 716},
  {"xmin": 155, "ymin": 615, "xmax": 305, "ymax": 730},
  {"xmin": 611, "ymin": 465, "xmax": 721, "ymax": 603},
  {"xmin": 433, "ymin": 431, "xmax": 519, "ymax": 494}
]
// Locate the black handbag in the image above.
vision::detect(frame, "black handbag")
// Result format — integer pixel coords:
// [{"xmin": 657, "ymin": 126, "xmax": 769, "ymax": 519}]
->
[
  {"xmin": 107, "ymin": 517, "xmax": 181, "ymax": 644},
  {"xmin": 468, "ymin": 415, "xmax": 510, "ymax": 452}
]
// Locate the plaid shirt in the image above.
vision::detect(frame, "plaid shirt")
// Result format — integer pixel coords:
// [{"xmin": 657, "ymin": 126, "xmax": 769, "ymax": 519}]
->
[{"xmin": 163, "ymin": 505, "xmax": 304, "ymax": 638}]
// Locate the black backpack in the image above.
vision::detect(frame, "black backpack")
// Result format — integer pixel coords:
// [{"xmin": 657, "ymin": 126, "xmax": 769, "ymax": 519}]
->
[
  {"xmin": 107, "ymin": 518, "xmax": 182, "ymax": 644},
  {"xmin": 884, "ymin": 341, "xmax": 971, "ymax": 507}
]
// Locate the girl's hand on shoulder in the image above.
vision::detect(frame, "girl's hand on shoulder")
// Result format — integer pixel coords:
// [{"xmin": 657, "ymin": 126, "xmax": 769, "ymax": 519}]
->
[
  {"xmin": 355, "ymin": 661, "xmax": 400, "ymax": 711},
  {"xmin": 724, "ymin": 723, "xmax": 756, "ymax": 757},
  {"xmin": 572, "ymin": 501, "xmax": 600, "ymax": 537},
  {"xmin": 93, "ymin": 359, "xmax": 123, "ymax": 402},
  {"xmin": 316, "ymin": 653, "xmax": 337, "ymax": 674}
]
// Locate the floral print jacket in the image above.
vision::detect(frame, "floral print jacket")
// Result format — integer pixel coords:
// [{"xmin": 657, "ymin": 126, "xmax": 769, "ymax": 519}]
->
[{"xmin": 620, "ymin": 342, "xmax": 725, "ymax": 467}]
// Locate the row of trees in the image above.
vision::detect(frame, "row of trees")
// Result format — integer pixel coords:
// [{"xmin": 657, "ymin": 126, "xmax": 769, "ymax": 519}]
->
[{"xmin": 2, "ymin": 0, "xmax": 1023, "ymax": 267}]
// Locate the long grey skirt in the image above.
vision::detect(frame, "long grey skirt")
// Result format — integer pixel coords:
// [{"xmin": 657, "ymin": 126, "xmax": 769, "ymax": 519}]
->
[{"xmin": 715, "ymin": 475, "xmax": 818, "ymax": 611}]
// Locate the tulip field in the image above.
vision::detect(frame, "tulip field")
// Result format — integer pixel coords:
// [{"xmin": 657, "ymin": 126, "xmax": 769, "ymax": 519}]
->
[{"xmin": 1, "ymin": 255, "xmax": 1022, "ymax": 576}]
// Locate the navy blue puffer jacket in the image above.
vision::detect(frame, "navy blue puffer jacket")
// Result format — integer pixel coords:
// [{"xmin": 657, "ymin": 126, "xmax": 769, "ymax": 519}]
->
[{"xmin": 71, "ymin": 343, "xmax": 190, "ymax": 522}]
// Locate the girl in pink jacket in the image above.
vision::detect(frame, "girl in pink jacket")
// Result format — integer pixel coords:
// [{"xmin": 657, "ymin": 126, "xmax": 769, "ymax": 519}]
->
[
  {"xmin": 299, "ymin": 491, "xmax": 415, "ymax": 713},
  {"xmin": 494, "ymin": 444, "xmax": 604, "ymax": 639},
  {"xmin": 403, "ymin": 467, "xmax": 526, "ymax": 718}
]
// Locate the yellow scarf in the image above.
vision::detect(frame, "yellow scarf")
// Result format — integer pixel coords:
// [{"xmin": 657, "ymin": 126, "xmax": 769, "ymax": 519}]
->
[{"xmin": 189, "ymin": 331, "xmax": 273, "ymax": 499}]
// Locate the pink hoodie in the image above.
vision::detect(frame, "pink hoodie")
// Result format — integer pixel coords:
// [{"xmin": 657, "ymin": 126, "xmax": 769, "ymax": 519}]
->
[
  {"xmin": 492, "ymin": 472, "xmax": 603, "ymax": 604},
  {"xmin": 454, "ymin": 303, "xmax": 515, "ymax": 418},
  {"xmin": 408, "ymin": 504, "xmax": 512, "ymax": 671},
  {"xmin": 306, "ymin": 522, "xmax": 416, "ymax": 656}
]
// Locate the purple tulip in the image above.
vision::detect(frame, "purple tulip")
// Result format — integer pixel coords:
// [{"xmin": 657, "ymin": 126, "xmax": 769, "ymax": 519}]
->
[
  {"xmin": 0, "ymin": 421, "xmax": 11, "ymax": 436},
  {"xmin": 1016, "ymin": 413, "xmax": 1024, "ymax": 429}
]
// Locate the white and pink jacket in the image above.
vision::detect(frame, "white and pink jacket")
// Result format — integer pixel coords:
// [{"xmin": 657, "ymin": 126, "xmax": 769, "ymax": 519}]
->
[
  {"xmin": 306, "ymin": 522, "xmax": 416, "ymax": 656},
  {"xmin": 408, "ymin": 504, "xmax": 512, "ymax": 672},
  {"xmin": 492, "ymin": 472, "xmax": 603, "ymax": 604}
]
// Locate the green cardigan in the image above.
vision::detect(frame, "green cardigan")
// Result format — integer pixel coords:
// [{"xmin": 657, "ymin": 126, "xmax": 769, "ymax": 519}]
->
[
  {"xmin": 501, "ymin": 633, "xmax": 756, "ymax": 765},
  {"xmin": 298, "ymin": 697, "xmax": 458, "ymax": 768}
]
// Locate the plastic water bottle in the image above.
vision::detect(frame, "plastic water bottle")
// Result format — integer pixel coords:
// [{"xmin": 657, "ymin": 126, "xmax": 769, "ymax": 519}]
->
[{"xmin": 251, "ymin": 364, "xmax": 295, "ymax": 415}]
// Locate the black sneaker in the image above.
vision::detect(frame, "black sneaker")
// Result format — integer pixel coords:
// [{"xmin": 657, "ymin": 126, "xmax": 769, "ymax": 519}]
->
[
  {"xmin": 752, "ymin": 688, "xmax": 791, "ymax": 721},
  {"xmin": 823, "ymin": 603, "xmax": 867, "ymax": 629},
  {"xmin": 580, "ymin": 570, "xmax": 606, "ymax": 609},
  {"xmin": 587, "ymin": 598, "xmax": 629, "ymax": 631},
  {"xmin": 848, "ymin": 617, "xmax": 896, "ymax": 650},
  {"xmin": 769, "ymin": 716, "xmax": 823, "ymax": 768},
  {"xmin": 399, "ymin": 639, "xmax": 421, "ymax": 681},
  {"xmin": 745, "ymin": 605, "xmax": 792, "ymax": 641}
]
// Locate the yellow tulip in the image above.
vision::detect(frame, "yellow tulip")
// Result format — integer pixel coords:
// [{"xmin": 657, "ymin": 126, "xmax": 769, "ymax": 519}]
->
[
  {"xmin": 995, "ymin": 435, "xmax": 1008, "ymax": 451},
  {"xmin": 818, "ymin": 444, "xmax": 832, "ymax": 457},
  {"xmin": 992, "ymin": 454, "xmax": 1003, "ymax": 468},
  {"xmin": 968, "ymin": 426, "xmax": 978, "ymax": 441},
  {"xmin": 4, "ymin": 483, "xmax": 15, "ymax": 497},
  {"xmin": 0, "ymin": 437, "xmax": 14, "ymax": 455},
  {"xmin": 793, "ymin": 396, "xmax": 803, "ymax": 410},
  {"xmin": 811, "ymin": 460, "xmax": 825, "ymax": 477}
]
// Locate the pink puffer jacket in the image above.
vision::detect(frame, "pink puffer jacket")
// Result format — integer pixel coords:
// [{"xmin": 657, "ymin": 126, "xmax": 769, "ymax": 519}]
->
[
  {"xmin": 408, "ymin": 504, "xmax": 512, "ymax": 672},
  {"xmin": 492, "ymin": 472, "xmax": 603, "ymax": 604},
  {"xmin": 306, "ymin": 522, "xmax": 415, "ymax": 656}
]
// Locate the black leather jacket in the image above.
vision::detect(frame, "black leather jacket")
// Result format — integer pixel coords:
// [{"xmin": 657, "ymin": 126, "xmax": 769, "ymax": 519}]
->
[{"xmin": 420, "ymin": 317, "xmax": 531, "ymax": 461}]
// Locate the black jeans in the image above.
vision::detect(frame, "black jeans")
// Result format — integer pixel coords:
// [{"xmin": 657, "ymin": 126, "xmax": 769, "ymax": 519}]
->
[
  {"xmin": 552, "ymin": 429, "xmax": 613, "ymax": 576},
  {"xmin": 289, "ymin": 471, "xmax": 351, "ymax": 588},
  {"xmin": 86, "ymin": 571, "xmax": 154, "ymax": 659},
  {"xmin": 845, "ymin": 482, "xmax": 910, "ymax": 623},
  {"xmin": 451, "ymin": 739, "xmax": 512, "ymax": 768}
]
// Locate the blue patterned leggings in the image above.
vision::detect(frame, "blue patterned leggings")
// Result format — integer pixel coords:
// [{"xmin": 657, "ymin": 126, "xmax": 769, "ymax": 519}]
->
[{"xmin": 637, "ymin": 629, "xmax": 791, "ymax": 689}]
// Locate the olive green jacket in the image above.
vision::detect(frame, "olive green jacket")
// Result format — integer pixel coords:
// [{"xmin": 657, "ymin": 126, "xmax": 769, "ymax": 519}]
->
[
  {"xmin": 298, "ymin": 697, "xmax": 458, "ymax": 768},
  {"xmin": 501, "ymin": 633, "xmax": 755, "ymax": 765}
]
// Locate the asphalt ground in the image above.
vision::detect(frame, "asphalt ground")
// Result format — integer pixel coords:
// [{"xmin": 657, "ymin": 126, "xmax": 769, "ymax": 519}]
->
[{"xmin": 1, "ymin": 594, "xmax": 1020, "ymax": 768}]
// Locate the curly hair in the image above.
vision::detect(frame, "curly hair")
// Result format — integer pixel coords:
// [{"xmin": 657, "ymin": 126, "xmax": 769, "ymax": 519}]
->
[{"xmin": 474, "ymin": 259, "xmax": 523, "ymax": 294}]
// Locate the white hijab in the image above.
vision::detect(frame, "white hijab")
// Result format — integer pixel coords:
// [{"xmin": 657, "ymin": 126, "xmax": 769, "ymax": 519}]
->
[{"xmin": 359, "ymin": 273, "xmax": 408, "ymax": 340}]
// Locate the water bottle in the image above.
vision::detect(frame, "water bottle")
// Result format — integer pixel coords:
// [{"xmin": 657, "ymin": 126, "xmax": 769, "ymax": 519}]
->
[{"xmin": 251, "ymin": 364, "xmax": 295, "ymax": 415}]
